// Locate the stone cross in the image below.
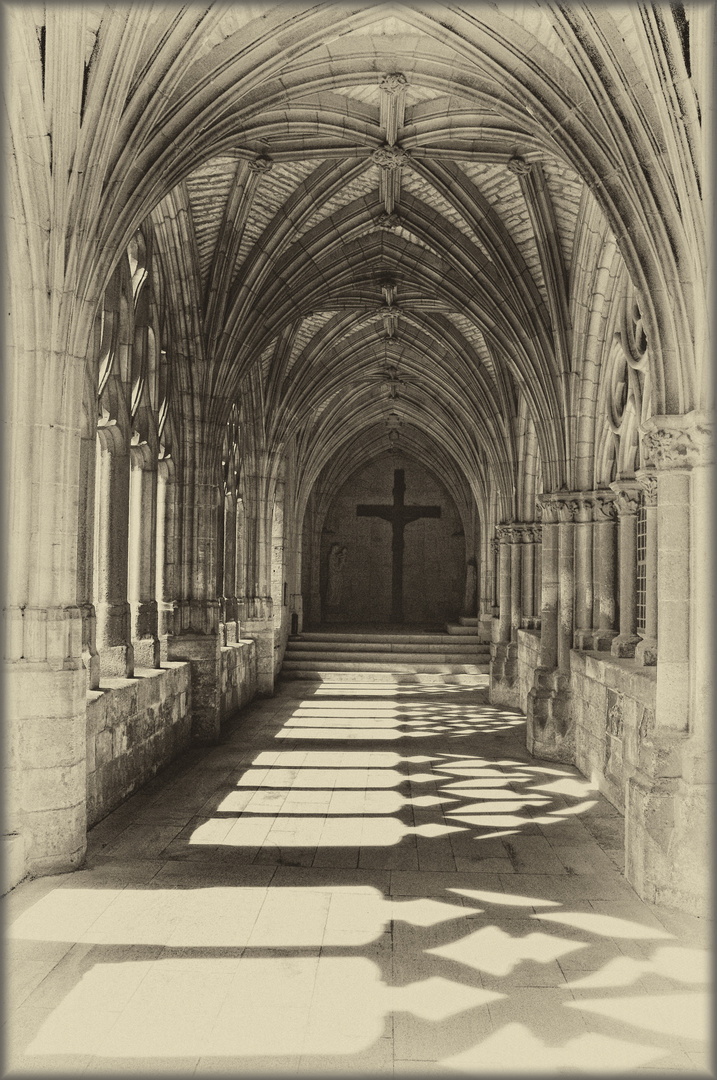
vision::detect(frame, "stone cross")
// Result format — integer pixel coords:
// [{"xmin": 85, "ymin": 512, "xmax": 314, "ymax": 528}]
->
[{"xmin": 357, "ymin": 468, "xmax": 441, "ymax": 622}]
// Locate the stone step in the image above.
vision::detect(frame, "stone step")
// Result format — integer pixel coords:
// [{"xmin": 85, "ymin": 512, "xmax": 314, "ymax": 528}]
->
[
  {"xmin": 281, "ymin": 658, "xmax": 487, "ymax": 675},
  {"xmin": 292, "ymin": 632, "xmax": 482, "ymax": 646},
  {"xmin": 445, "ymin": 624, "xmax": 480, "ymax": 636},
  {"xmin": 286, "ymin": 640, "xmax": 488, "ymax": 656},
  {"xmin": 283, "ymin": 649, "xmax": 487, "ymax": 665},
  {"xmin": 458, "ymin": 616, "xmax": 479, "ymax": 626},
  {"xmin": 279, "ymin": 669, "xmax": 488, "ymax": 685}
]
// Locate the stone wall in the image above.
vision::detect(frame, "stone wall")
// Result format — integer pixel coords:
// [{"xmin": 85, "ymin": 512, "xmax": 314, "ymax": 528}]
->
[
  {"xmin": 320, "ymin": 452, "xmax": 464, "ymax": 624},
  {"xmin": 570, "ymin": 651, "xmax": 656, "ymax": 813},
  {"xmin": 220, "ymin": 639, "xmax": 258, "ymax": 716},
  {"xmin": 86, "ymin": 663, "xmax": 192, "ymax": 828}
]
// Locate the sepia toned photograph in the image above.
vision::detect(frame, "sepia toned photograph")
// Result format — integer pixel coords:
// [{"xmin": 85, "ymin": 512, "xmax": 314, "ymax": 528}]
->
[{"xmin": 3, "ymin": 3, "xmax": 712, "ymax": 1076}]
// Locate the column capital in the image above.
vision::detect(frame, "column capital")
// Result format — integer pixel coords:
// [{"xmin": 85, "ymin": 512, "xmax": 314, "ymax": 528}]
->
[
  {"xmin": 537, "ymin": 492, "xmax": 578, "ymax": 523},
  {"xmin": 609, "ymin": 479, "xmax": 642, "ymax": 516},
  {"xmin": 640, "ymin": 411, "xmax": 713, "ymax": 470},
  {"xmin": 573, "ymin": 495, "xmax": 593, "ymax": 523},
  {"xmin": 635, "ymin": 468, "xmax": 658, "ymax": 505},
  {"xmin": 496, "ymin": 524, "xmax": 512, "ymax": 542},
  {"xmin": 591, "ymin": 489, "xmax": 617, "ymax": 522}
]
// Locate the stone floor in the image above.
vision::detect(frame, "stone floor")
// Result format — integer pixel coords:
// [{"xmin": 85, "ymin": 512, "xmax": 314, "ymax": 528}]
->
[{"xmin": 4, "ymin": 678, "xmax": 712, "ymax": 1075}]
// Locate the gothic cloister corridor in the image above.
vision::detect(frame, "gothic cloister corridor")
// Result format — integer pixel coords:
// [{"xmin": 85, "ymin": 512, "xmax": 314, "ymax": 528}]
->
[
  {"xmin": 5, "ymin": 676, "xmax": 710, "ymax": 1075},
  {"xmin": 4, "ymin": 2, "xmax": 714, "ymax": 1074}
]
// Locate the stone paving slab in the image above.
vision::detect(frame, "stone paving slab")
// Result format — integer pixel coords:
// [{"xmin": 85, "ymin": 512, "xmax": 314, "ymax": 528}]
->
[{"xmin": 3, "ymin": 680, "xmax": 711, "ymax": 1075}]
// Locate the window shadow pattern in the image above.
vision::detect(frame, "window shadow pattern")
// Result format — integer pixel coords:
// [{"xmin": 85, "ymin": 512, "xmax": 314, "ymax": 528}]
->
[{"xmin": 5, "ymin": 682, "xmax": 711, "ymax": 1075}]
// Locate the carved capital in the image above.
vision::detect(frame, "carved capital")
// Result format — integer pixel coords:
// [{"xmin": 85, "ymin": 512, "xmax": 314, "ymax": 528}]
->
[
  {"xmin": 496, "ymin": 524, "xmax": 512, "ymax": 543},
  {"xmin": 574, "ymin": 496, "xmax": 593, "ymax": 524},
  {"xmin": 635, "ymin": 469, "xmax": 658, "ymax": 506},
  {"xmin": 609, "ymin": 480, "xmax": 642, "ymax": 516},
  {"xmin": 507, "ymin": 155, "xmax": 532, "ymax": 175},
  {"xmin": 247, "ymin": 155, "xmax": 273, "ymax": 175},
  {"xmin": 640, "ymin": 411, "xmax": 713, "ymax": 469},
  {"xmin": 592, "ymin": 490, "xmax": 617, "ymax": 522},
  {"xmin": 536, "ymin": 494, "xmax": 559, "ymax": 524},
  {"xmin": 372, "ymin": 144, "xmax": 410, "ymax": 170},
  {"xmin": 555, "ymin": 498, "xmax": 578, "ymax": 524},
  {"xmin": 380, "ymin": 72, "xmax": 407, "ymax": 94}
]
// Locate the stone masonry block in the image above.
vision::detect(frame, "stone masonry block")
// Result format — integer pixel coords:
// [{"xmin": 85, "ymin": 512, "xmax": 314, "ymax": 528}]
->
[{"xmin": 24, "ymin": 763, "xmax": 86, "ymax": 813}]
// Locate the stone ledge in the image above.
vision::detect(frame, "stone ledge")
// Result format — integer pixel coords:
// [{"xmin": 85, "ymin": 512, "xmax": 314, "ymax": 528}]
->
[{"xmin": 570, "ymin": 649, "xmax": 656, "ymax": 704}]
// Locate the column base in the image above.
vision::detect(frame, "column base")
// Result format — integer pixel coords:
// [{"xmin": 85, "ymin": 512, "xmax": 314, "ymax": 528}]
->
[
  {"xmin": 242, "ymin": 619, "xmax": 276, "ymax": 696},
  {"xmin": 489, "ymin": 641, "xmax": 520, "ymax": 708},
  {"xmin": 166, "ymin": 633, "xmax": 222, "ymax": 743},
  {"xmin": 99, "ymin": 643, "xmax": 134, "ymax": 679},
  {"xmin": 526, "ymin": 667, "xmax": 574, "ymax": 763},
  {"xmin": 575, "ymin": 628, "xmax": 618, "ymax": 651},
  {"xmin": 635, "ymin": 636, "xmax": 657, "ymax": 666},
  {"xmin": 625, "ymin": 736, "xmax": 709, "ymax": 916},
  {"xmin": 132, "ymin": 636, "xmax": 160, "ymax": 669},
  {"xmin": 611, "ymin": 633, "xmax": 641, "ymax": 659}
]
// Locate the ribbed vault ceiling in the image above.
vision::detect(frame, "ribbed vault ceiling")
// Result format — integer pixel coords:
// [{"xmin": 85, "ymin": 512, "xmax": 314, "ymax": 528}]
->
[{"xmin": 130, "ymin": 2, "xmax": 690, "ymax": 508}]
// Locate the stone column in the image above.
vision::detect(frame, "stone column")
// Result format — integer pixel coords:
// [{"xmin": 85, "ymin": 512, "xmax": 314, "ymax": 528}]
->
[
  {"xmin": 526, "ymin": 495, "xmax": 572, "ymax": 762},
  {"xmin": 156, "ymin": 455, "xmax": 179, "ymax": 661},
  {"xmin": 222, "ymin": 493, "xmax": 239, "ymax": 644},
  {"xmin": 533, "ymin": 525, "xmax": 542, "ymax": 629},
  {"xmin": 537, "ymin": 501, "xmax": 559, "ymax": 670},
  {"xmin": 573, "ymin": 496, "xmax": 593, "ymax": 648},
  {"xmin": 623, "ymin": 412, "xmax": 712, "ymax": 917},
  {"xmin": 77, "ymin": 423, "xmax": 100, "ymax": 689},
  {"xmin": 128, "ymin": 442, "xmax": 160, "ymax": 668},
  {"xmin": 490, "ymin": 538, "xmax": 499, "ymax": 615},
  {"xmin": 635, "ymin": 471, "xmax": 657, "ymax": 665},
  {"xmin": 94, "ymin": 424, "xmax": 134, "ymax": 678},
  {"xmin": 591, "ymin": 491, "xmax": 618, "ymax": 650},
  {"xmin": 556, "ymin": 497, "xmax": 577, "ymax": 673},
  {"xmin": 496, "ymin": 526, "xmax": 511, "ymax": 642},
  {"xmin": 509, "ymin": 526, "xmax": 522, "ymax": 639},
  {"xmin": 166, "ymin": 438, "xmax": 225, "ymax": 744},
  {"xmin": 609, "ymin": 480, "xmax": 642, "ymax": 658},
  {"xmin": 521, "ymin": 527, "xmax": 535, "ymax": 627}
]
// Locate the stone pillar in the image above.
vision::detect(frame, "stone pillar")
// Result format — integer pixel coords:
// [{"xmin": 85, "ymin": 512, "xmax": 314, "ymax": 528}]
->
[
  {"xmin": 556, "ymin": 497, "xmax": 577, "ymax": 673},
  {"xmin": 591, "ymin": 491, "xmax": 618, "ymax": 650},
  {"xmin": 610, "ymin": 480, "xmax": 642, "ymax": 658},
  {"xmin": 222, "ymin": 493, "xmax": 239, "ymax": 644},
  {"xmin": 533, "ymin": 526, "xmax": 542, "ymax": 629},
  {"xmin": 537, "ymin": 503, "xmax": 559, "ymax": 670},
  {"xmin": 156, "ymin": 456, "xmax": 178, "ymax": 661},
  {"xmin": 489, "ymin": 524, "xmax": 519, "ymax": 706},
  {"xmin": 76, "ymin": 423, "xmax": 100, "ymax": 689},
  {"xmin": 509, "ymin": 527, "xmax": 522, "ymax": 639},
  {"xmin": 490, "ymin": 538, "xmax": 499, "ymax": 615},
  {"xmin": 526, "ymin": 495, "xmax": 573, "ymax": 763},
  {"xmin": 240, "ymin": 452, "xmax": 278, "ymax": 695},
  {"xmin": 572, "ymin": 496, "xmax": 593, "ymax": 648},
  {"xmin": 166, "ymin": 449, "xmax": 225, "ymax": 743},
  {"xmin": 622, "ymin": 412, "xmax": 712, "ymax": 916},
  {"xmin": 521, "ymin": 528, "xmax": 535, "ymax": 626},
  {"xmin": 496, "ymin": 526, "xmax": 511, "ymax": 642},
  {"xmin": 635, "ymin": 471, "xmax": 657, "ymax": 665},
  {"xmin": 128, "ymin": 443, "xmax": 160, "ymax": 668},
  {"xmin": 94, "ymin": 424, "xmax": 134, "ymax": 678}
]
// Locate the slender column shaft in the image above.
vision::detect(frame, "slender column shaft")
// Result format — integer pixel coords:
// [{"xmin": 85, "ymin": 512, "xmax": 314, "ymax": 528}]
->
[
  {"xmin": 590, "ymin": 491, "xmax": 617, "ymax": 650},
  {"xmin": 522, "ymin": 535, "xmax": 535, "ymax": 620},
  {"xmin": 538, "ymin": 511, "xmax": 559, "ymax": 669},
  {"xmin": 574, "ymin": 499, "xmax": 593, "ymax": 633},
  {"xmin": 509, "ymin": 530, "xmax": 522, "ymax": 639},
  {"xmin": 533, "ymin": 533, "xmax": 542, "ymax": 623},
  {"xmin": 557, "ymin": 512, "xmax": 575, "ymax": 672},
  {"xmin": 610, "ymin": 482, "xmax": 641, "ymax": 658},
  {"xmin": 94, "ymin": 429, "xmax": 133, "ymax": 676},
  {"xmin": 654, "ymin": 468, "xmax": 690, "ymax": 730},
  {"xmin": 497, "ymin": 530, "xmax": 511, "ymax": 642},
  {"xmin": 490, "ymin": 539, "xmax": 499, "ymax": 612},
  {"xmin": 128, "ymin": 448, "xmax": 159, "ymax": 666}
]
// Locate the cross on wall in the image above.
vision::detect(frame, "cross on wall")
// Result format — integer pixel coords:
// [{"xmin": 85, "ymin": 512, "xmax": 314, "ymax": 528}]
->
[{"xmin": 357, "ymin": 468, "xmax": 441, "ymax": 623}]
